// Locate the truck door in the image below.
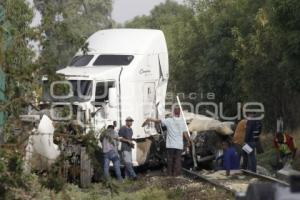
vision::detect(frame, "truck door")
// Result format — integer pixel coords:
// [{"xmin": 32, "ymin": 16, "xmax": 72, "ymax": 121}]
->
[
  {"xmin": 94, "ymin": 81, "xmax": 117, "ymax": 128},
  {"xmin": 143, "ymin": 82, "xmax": 156, "ymax": 134}
]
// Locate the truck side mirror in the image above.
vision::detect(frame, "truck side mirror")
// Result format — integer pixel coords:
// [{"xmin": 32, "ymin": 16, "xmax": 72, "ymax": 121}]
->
[{"xmin": 108, "ymin": 88, "xmax": 117, "ymax": 108}]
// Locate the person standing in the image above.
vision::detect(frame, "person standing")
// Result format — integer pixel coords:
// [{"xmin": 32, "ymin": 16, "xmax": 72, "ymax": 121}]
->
[
  {"xmin": 118, "ymin": 117, "xmax": 137, "ymax": 180},
  {"xmin": 100, "ymin": 125, "xmax": 123, "ymax": 181},
  {"xmin": 243, "ymin": 112, "xmax": 262, "ymax": 172},
  {"xmin": 233, "ymin": 119, "xmax": 247, "ymax": 169},
  {"xmin": 143, "ymin": 107, "xmax": 191, "ymax": 176}
]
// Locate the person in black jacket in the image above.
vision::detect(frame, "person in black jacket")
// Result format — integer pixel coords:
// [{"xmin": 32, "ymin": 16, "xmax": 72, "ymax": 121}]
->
[{"xmin": 243, "ymin": 112, "xmax": 262, "ymax": 172}]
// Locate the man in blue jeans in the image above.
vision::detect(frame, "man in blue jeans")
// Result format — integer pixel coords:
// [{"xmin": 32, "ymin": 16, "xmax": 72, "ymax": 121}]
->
[
  {"xmin": 118, "ymin": 117, "xmax": 137, "ymax": 180},
  {"xmin": 216, "ymin": 140, "xmax": 240, "ymax": 175},
  {"xmin": 101, "ymin": 125, "xmax": 123, "ymax": 181}
]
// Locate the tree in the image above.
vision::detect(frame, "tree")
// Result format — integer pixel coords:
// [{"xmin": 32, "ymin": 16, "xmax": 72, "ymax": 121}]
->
[
  {"xmin": 233, "ymin": 0, "xmax": 300, "ymax": 129},
  {"xmin": 126, "ymin": 0, "xmax": 200, "ymax": 104},
  {"xmin": 126, "ymin": 0, "xmax": 300, "ymax": 129},
  {"xmin": 34, "ymin": 0, "xmax": 113, "ymax": 74},
  {"xmin": 0, "ymin": 0, "xmax": 38, "ymax": 118}
]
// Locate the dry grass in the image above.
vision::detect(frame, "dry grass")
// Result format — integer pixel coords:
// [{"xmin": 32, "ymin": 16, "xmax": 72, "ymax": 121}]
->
[{"xmin": 12, "ymin": 173, "xmax": 234, "ymax": 200}]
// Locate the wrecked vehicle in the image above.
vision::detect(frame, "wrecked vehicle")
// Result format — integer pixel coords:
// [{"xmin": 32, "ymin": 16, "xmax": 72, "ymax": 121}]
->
[
  {"xmin": 20, "ymin": 29, "xmax": 235, "ymax": 186},
  {"xmin": 21, "ymin": 29, "xmax": 169, "ymax": 186}
]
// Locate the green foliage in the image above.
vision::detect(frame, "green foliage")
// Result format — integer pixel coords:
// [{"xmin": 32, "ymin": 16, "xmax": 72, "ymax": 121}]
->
[
  {"xmin": 81, "ymin": 130, "xmax": 120, "ymax": 196},
  {"xmin": 0, "ymin": 0, "xmax": 115, "ymax": 196},
  {"xmin": 0, "ymin": 0, "xmax": 39, "ymax": 118},
  {"xmin": 140, "ymin": 187, "xmax": 169, "ymax": 200},
  {"xmin": 34, "ymin": 0, "xmax": 113, "ymax": 75},
  {"xmin": 40, "ymin": 173, "xmax": 66, "ymax": 193},
  {"xmin": 233, "ymin": 0, "xmax": 300, "ymax": 128},
  {"xmin": 39, "ymin": 130, "xmax": 103, "ymax": 193},
  {"xmin": 7, "ymin": 153, "xmax": 23, "ymax": 173},
  {"xmin": 257, "ymin": 140, "xmax": 277, "ymax": 173},
  {"xmin": 126, "ymin": 0, "xmax": 198, "ymax": 99},
  {"xmin": 166, "ymin": 187, "xmax": 184, "ymax": 200},
  {"xmin": 102, "ymin": 178, "xmax": 120, "ymax": 197},
  {"xmin": 127, "ymin": 0, "xmax": 300, "ymax": 130},
  {"xmin": 0, "ymin": 149, "xmax": 31, "ymax": 199},
  {"xmin": 81, "ymin": 130, "xmax": 103, "ymax": 168}
]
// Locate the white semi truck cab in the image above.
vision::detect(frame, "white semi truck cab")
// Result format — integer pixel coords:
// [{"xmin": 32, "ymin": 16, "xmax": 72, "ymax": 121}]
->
[{"xmin": 39, "ymin": 29, "xmax": 169, "ymax": 166}]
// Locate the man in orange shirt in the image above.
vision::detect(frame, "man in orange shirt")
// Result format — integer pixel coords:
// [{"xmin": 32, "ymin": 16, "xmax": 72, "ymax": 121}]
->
[{"xmin": 233, "ymin": 119, "xmax": 247, "ymax": 168}]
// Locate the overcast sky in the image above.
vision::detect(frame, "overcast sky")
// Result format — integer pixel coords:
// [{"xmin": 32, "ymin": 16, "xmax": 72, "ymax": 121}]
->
[
  {"xmin": 112, "ymin": 0, "xmax": 185, "ymax": 23},
  {"xmin": 28, "ymin": 0, "xmax": 185, "ymax": 26}
]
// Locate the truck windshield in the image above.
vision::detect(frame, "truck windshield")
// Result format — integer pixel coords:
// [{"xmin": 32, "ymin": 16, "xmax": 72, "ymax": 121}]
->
[
  {"xmin": 42, "ymin": 80, "xmax": 92, "ymax": 102},
  {"xmin": 95, "ymin": 81, "xmax": 115, "ymax": 103},
  {"xmin": 93, "ymin": 55, "xmax": 134, "ymax": 66},
  {"xmin": 69, "ymin": 55, "xmax": 94, "ymax": 66}
]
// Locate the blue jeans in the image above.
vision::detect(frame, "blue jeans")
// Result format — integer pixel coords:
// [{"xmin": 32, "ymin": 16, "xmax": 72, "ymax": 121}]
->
[
  {"xmin": 215, "ymin": 155, "xmax": 224, "ymax": 170},
  {"xmin": 121, "ymin": 150, "xmax": 137, "ymax": 179},
  {"xmin": 103, "ymin": 150, "xmax": 123, "ymax": 181},
  {"xmin": 234, "ymin": 144, "xmax": 243, "ymax": 166},
  {"xmin": 244, "ymin": 142, "xmax": 257, "ymax": 172}
]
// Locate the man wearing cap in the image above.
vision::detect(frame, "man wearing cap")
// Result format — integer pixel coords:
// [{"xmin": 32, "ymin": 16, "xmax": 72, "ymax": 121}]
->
[
  {"xmin": 143, "ymin": 107, "xmax": 191, "ymax": 176},
  {"xmin": 118, "ymin": 117, "xmax": 137, "ymax": 180}
]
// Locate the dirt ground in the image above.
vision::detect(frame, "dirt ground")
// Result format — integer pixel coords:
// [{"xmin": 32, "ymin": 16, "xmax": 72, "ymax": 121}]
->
[{"xmin": 139, "ymin": 172, "xmax": 234, "ymax": 200}]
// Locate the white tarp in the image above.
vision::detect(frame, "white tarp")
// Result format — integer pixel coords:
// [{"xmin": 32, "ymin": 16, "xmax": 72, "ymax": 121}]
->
[
  {"xmin": 31, "ymin": 115, "xmax": 60, "ymax": 160},
  {"xmin": 185, "ymin": 112, "xmax": 234, "ymax": 135}
]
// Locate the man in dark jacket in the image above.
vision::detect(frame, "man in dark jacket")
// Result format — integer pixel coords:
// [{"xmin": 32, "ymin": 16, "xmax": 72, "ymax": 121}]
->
[{"xmin": 243, "ymin": 113, "xmax": 262, "ymax": 172}]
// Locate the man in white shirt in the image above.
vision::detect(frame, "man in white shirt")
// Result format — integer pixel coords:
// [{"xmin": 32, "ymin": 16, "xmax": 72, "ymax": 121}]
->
[{"xmin": 143, "ymin": 107, "xmax": 191, "ymax": 176}]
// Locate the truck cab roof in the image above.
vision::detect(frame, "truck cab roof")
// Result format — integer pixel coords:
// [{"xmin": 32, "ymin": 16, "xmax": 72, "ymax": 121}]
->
[{"xmin": 77, "ymin": 28, "xmax": 168, "ymax": 55}]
